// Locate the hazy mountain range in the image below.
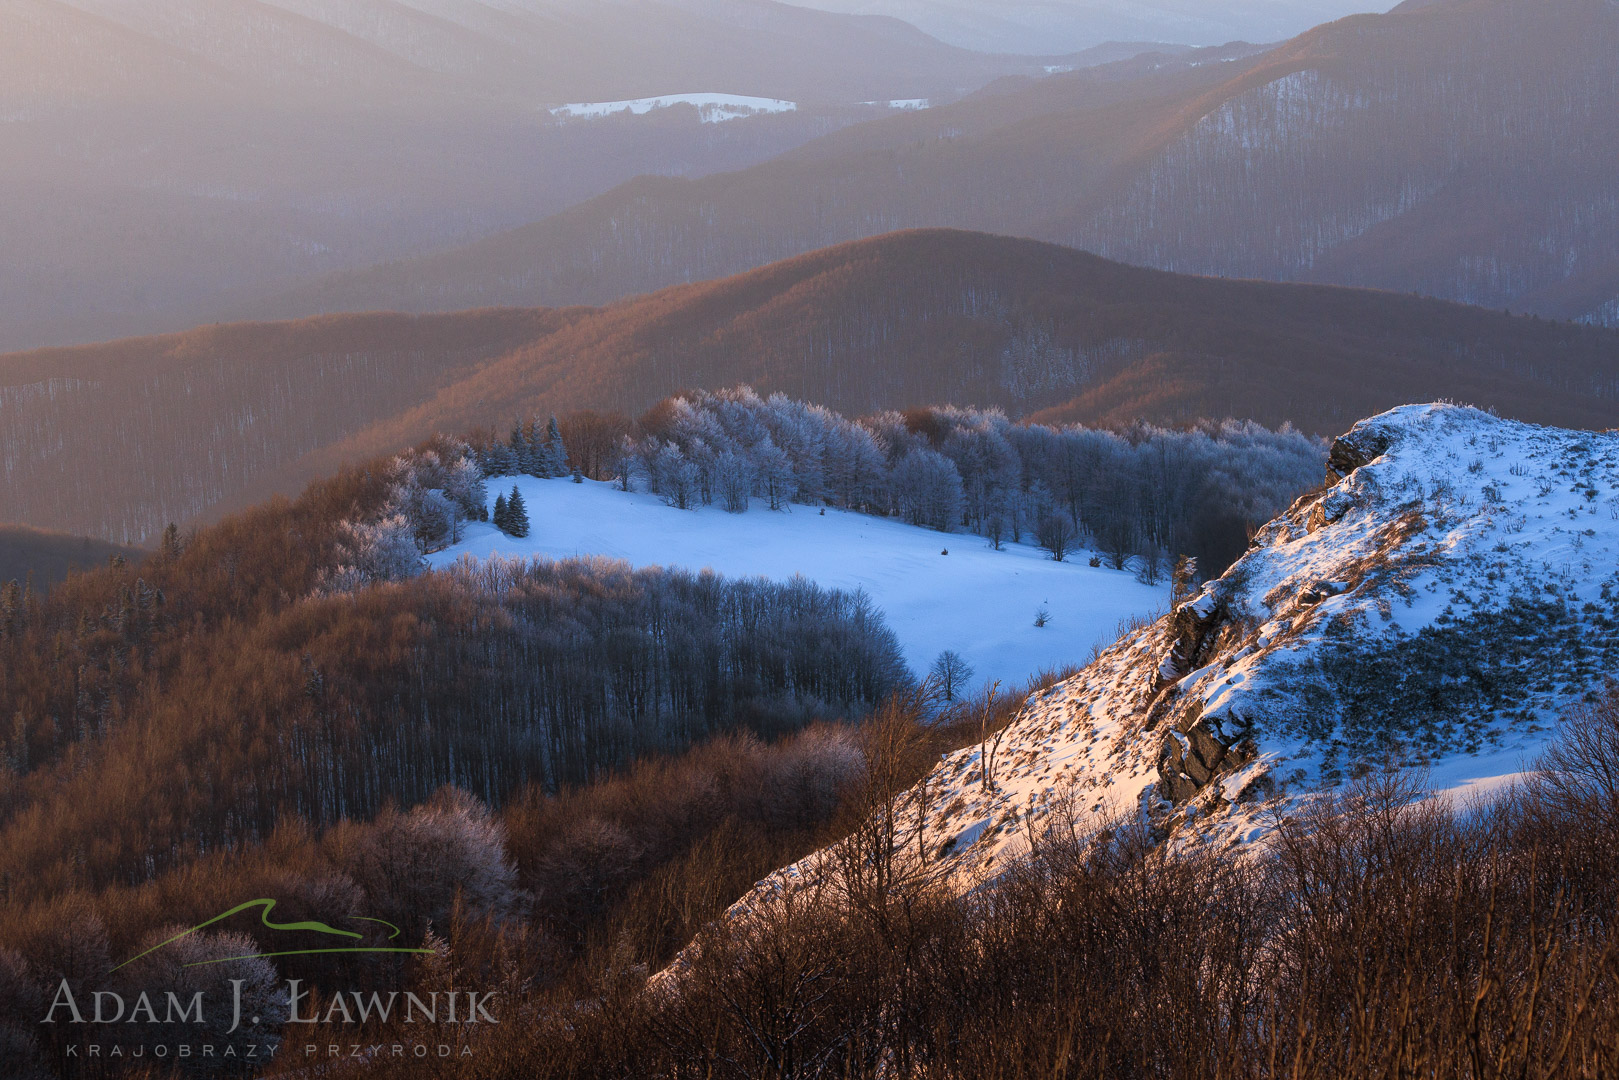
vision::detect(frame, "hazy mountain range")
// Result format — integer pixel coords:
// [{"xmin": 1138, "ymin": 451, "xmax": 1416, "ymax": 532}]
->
[
  {"xmin": 0, "ymin": 0, "xmax": 1094, "ymax": 351},
  {"xmin": 5, "ymin": 230, "xmax": 1616, "ymax": 544},
  {"xmin": 271, "ymin": 0, "xmax": 1619, "ymax": 329},
  {"xmin": 792, "ymin": 0, "xmax": 1386, "ymax": 52}
]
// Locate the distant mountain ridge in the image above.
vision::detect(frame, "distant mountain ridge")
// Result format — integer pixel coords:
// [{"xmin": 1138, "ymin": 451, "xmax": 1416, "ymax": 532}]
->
[
  {"xmin": 282, "ymin": 0, "xmax": 1619, "ymax": 326},
  {"xmin": 791, "ymin": 0, "xmax": 1381, "ymax": 53},
  {"xmin": 4, "ymin": 229, "xmax": 1617, "ymax": 543},
  {"xmin": 2, "ymin": 0, "xmax": 1098, "ymax": 351},
  {"xmin": 0, "ymin": 526, "xmax": 142, "ymax": 590}
]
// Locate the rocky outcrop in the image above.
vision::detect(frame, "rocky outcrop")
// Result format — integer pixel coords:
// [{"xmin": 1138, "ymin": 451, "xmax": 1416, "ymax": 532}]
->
[
  {"xmin": 1326, "ymin": 426, "xmax": 1393, "ymax": 483},
  {"xmin": 1157, "ymin": 717, "xmax": 1256, "ymax": 804}
]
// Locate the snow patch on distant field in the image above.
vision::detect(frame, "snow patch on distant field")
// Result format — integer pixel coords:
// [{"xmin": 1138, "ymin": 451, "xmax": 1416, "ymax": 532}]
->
[
  {"xmin": 550, "ymin": 94, "xmax": 797, "ymax": 123},
  {"xmin": 859, "ymin": 98, "xmax": 931, "ymax": 110},
  {"xmin": 430, "ymin": 479, "xmax": 1166, "ymax": 693}
]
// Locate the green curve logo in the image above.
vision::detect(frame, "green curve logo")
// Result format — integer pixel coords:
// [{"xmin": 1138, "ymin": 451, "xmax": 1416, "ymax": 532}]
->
[{"xmin": 112, "ymin": 899, "xmax": 435, "ymax": 971}]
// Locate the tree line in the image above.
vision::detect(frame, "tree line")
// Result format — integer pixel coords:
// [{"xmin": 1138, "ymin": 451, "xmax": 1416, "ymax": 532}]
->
[{"xmin": 600, "ymin": 387, "xmax": 1323, "ymax": 578}]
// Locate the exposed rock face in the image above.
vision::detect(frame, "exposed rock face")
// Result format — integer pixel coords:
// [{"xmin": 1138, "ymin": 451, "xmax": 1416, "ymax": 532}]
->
[
  {"xmin": 722, "ymin": 403, "xmax": 1619, "ymax": 906},
  {"xmin": 1326, "ymin": 426, "xmax": 1394, "ymax": 482},
  {"xmin": 1157, "ymin": 718, "xmax": 1256, "ymax": 804}
]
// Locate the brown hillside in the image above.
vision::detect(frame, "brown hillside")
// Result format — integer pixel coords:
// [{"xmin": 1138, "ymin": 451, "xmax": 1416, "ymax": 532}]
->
[
  {"xmin": 5, "ymin": 230, "xmax": 1616, "ymax": 543},
  {"xmin": 0, "ymin": 309, "xmax": 575, "ymax": 543}
]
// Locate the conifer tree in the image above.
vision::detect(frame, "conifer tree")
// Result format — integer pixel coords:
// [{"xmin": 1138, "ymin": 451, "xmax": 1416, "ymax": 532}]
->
[
  {"xmin": 544, "ymin": 416, "xmax": 569, "ymax": 478},
  {"xmin": 159, "ymin": 523, "xmax": 182, "ymax": 562},
  {"xmin": 492, "ymin": 493, "xmax": 509, "ymax": 534},
  {"xmin": 511, "ymin": 422, "xmax": 535, "ymax": 477},
  {"xmin": 506, "ymin": 486, "xmax": 531, "ymax": 538}
]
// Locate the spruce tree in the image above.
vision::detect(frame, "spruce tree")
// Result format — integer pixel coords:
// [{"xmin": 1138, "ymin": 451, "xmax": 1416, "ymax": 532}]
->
[
  {"xmin": 510, "ymin": 422, "xmax": 534, "ymax": 477},
  {"xmin": 492, "ymin": 493, "xmax": 509, "ymax": 534},
  {"xmin": 506, "ymin": 486, "xmax": 531, "ymax": 538},
  {"xmin": 544, "ymin": 415, "xmax": 569, "ymax": 477},
  {"xmin": 159, "ymin": 523, "xmax": 182, "ymax": 562},
  {"xmin": 523, "ymin": 418, "xmax": 547, "ymax": 478}
]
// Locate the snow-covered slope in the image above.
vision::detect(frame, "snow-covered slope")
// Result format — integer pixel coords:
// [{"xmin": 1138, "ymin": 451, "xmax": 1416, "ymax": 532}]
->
[
  {"xmin": 742, "ymin": 404, "xmax": 1619, "ymax": 896},
  {"xmin": 428, "ymin": 478, "xmax": 1165, "ymax": 692}
]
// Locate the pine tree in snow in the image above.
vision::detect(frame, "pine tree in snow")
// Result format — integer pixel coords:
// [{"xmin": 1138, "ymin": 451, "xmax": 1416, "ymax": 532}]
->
[
  {"xmin": 542, "ymin": 416, "xmax": 569, "ymax": 478},
  {"xmin": 505, "ymin": 486, "xmax": 531, "ymax": 538}
]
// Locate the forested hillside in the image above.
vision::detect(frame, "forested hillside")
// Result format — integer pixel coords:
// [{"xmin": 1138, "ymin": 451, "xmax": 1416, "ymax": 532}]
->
[
  {"xmin": 0, "ymin": 310, "xmax": 571, "ymax": 542},
  {"xmin": 6, "ymin": 230, "xmax": 1615, "ymax": 544},
  {"xmin": 0, "ymin": 436, "xmax": 907, "ymax": 902},
  {"xmin": 291, "ymin": 0, "xmax": 1619, "ymax": 327}
]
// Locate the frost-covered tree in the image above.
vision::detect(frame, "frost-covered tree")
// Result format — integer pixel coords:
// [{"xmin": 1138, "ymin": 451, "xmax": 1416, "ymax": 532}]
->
[
  {"xmin": 653, "ymin": 442, "xmax": 700, "ymax": 510},
  {"xmin": 323, "ymin": 514, "xmax": 424, "ymax": 591},
  {"xmin": 754, "ymin": 439, "xmax": 797, "ymax": 511},
  {"xmin": 329, "ymin": 786, "xmax": 522, "ymax": 939},
  {"xmin": 442, "ymin": 455, "xmax": 489, "ymax": 522},
  {"xmin": 540, "ymin": 415, "xmax": 569, "ymax": 478},
  {"xmin": 716, "ymin": 449, "xmax": 754, "ymax": 513},
  {"xmin": 686, "ymin": 438, "xmax": 720, "ymax": 506},
  {"xmin": 825, "ymin": 423, "xmax": 889, "ymax": 511},
  {"xmin": 510, "ymin": 421, "xmax": 535, "ymax": 477},
  {"xmin": 482, "ymin": 437, "xmax": 517, "ymax": 478},
  {"xmin": 892, "ymin": 449, "xmax": 964, "ymax": 531},
  {"xmin": 395, "ymin": 478, "xmax": 458, "ymax": 553}
]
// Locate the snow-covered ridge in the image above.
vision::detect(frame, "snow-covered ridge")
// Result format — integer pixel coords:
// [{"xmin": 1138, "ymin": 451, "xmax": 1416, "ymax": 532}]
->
[
  {"xmin": 549, "ymin": 94, "xmax": 797, "ymax": 123},
  {"xmin": 735, "ymin": 404, "xmax": 1619, "ymax": 900}
]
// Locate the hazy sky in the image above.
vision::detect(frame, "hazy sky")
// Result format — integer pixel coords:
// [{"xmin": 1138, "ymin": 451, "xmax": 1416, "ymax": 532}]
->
[{"xmin": 792, "ymin": 0, "xmax": 1392, "ymax": 53}]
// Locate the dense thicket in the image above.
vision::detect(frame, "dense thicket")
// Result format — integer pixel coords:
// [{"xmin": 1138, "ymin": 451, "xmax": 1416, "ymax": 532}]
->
[
  {"xmin": 0, "ymin": 681, "xmax": 1010, "ymax": 1080},
  {"xmin": 300, "ymin": 689, "xmax": 1619, "ymax": 1080},
  {"xmin": 619, "ymin": 387, "xmax": 1324, "ymax": 576}
]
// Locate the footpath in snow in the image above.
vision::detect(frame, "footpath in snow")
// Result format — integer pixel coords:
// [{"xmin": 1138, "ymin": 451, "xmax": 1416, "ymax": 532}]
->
[{"xmin": 429, "ymin": 478, "xmax": 1166, "ymax": 693}]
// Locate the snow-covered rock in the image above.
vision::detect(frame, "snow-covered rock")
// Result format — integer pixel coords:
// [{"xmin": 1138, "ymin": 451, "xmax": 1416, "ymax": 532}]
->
[{"xmin": 740, "ymin": 404, "xmax": 1619, "ymax": 897}]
